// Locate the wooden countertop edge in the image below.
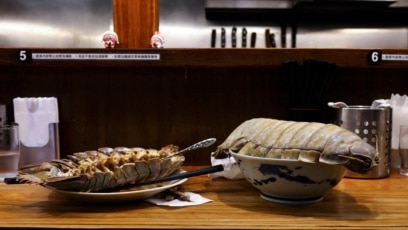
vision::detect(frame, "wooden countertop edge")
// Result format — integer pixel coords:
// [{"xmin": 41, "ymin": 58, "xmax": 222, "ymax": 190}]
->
[
  {"xmin": 1, "ymin": 168, "xmax": 408, "ymax": 230},
  {"xmin": 0, "ymin": 48, "xmax": 407, "ymax": 68}
]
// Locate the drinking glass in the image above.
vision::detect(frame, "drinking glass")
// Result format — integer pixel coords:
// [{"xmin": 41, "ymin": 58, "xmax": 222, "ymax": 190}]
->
[
  {"xmin": 0, "ymin": 125, "xmax": 20, "ymax": 179},
  {"xmin": 399, "ymin": 126, "xmax": 408, "ymax": 176}
]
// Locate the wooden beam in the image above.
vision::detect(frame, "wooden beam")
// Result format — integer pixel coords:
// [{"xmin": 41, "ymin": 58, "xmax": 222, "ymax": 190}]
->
[{"xmin": 112, "ymin": 0, "xmax": 159, "ymax": 48}]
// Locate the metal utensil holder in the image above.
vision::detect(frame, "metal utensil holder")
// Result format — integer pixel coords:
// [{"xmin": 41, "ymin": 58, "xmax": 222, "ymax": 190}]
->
[
  {"xmin": 18, "ymin": 123, "xmax": 60, "ymax": 167},
  {"xmin": 332, "ymin": 105, "xmax": 392, "ymax": 179}
]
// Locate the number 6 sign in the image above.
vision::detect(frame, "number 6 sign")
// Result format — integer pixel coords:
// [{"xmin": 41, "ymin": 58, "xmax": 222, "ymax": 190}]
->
[{"xmin": 368, "ymin": 50, "xmax": 382, "ymax": 65}]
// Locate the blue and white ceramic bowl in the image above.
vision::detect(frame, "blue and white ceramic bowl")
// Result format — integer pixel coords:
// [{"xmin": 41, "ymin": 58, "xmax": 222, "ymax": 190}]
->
[{"xmin": 230, "ymin": 150, "xmax": 347, "ymax": 204}]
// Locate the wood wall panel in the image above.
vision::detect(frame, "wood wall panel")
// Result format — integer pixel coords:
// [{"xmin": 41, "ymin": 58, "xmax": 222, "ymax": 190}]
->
[
  {"xmin": 1, "ymin": 64, "xmax": 407, "ymax": 165},
  {"xmin": 112, "ymin": 0, "xmax": 159, "ymax": 48},
  {"xmin": 0, "ymin": 66, "xmax": 286, "ymax": 165},
  {"xmin": 1, "ymin": 48, "xmax": 407, "ymax": 165}
]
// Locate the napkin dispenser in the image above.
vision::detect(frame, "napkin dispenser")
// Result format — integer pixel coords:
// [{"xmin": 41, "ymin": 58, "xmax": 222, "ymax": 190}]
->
[
  {"xmin": 18, "ymin": 123, "xmax": 60, "ymax": 167},
  {"xmin": 389, "ymin": 94, "xmax": 408, "ymax": 169},
  {"xmin": 13, "ymin": 97, "xmax": 60, "ymax": 167}
]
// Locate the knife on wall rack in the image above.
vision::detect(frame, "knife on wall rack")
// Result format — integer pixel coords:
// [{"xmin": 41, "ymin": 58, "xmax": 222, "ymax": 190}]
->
[
  {"xmin": 221, "ymin": 28, "xmax": 226, "ymax": 48},
  {"xmin": 211, "ymin": 29, "xmax": 216, "ymax": 48},
  {"xmin": 265, "ymin": 29, "xmax": 272, "ymax": 48},
  {"xmin": 231, "ymin": 27, "xmax": 237, "ymax": 48},
  {"xmin": 242, "ymin": 27, "xmax": 247, "ymax": 48},
  {"xmin": 250, "ymin": 32, "xmax": 257, "ymax": 48}
]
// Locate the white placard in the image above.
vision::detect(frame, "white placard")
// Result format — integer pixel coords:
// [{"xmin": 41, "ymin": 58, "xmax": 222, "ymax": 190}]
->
[
  {"xmin": 31, "ymin": 53, "xmax": 160, "ymax": 60},
  {"xmin": 382, "ymin": 54, "xmax": 408, "ymax": 61}
]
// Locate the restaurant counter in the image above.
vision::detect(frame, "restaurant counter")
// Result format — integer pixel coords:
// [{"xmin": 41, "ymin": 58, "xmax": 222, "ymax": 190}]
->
[{"xmin": 1, "ymin": 166, "xmax": 408, "ymax": 229}]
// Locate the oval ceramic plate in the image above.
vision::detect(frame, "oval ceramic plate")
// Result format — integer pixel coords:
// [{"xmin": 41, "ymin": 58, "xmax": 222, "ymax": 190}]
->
[{"xmin": 43, "ymin": 177, "xmax": 188, "ymax": 203}]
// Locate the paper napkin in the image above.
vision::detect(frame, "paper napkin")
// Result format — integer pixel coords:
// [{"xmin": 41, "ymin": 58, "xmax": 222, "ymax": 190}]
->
[
  {"xmin": 209, "ymin": 155, "xmax": 244, "ymax": 180},
  {"xmin": 13, "ymin": 97, "xmax": 59, "ymax": 147},
  {"xmin": 146, "ymin": 192, "xmax": 213, "ymax": 207}
]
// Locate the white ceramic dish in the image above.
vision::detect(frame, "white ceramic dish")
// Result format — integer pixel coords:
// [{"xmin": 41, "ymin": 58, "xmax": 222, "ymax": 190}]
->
[
  {"xmin": 230, "ymin": 150, "xmax": 347, "ymax": 204},
  {"xmin": 43, "ymin": 178, "xmax": 188, "ymax": 203}
]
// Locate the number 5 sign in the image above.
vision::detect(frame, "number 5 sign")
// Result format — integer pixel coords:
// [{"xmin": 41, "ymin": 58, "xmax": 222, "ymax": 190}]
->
[{"xmin": 18, "ymin": 50, "xmax": 32, "ymax": 63}]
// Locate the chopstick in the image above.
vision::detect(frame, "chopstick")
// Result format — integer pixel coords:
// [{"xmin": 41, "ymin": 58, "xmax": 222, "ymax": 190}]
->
[
  {"xmin": 3, "ymin": 177, "xmax": 19, "ymax": 184},
  {"xmin": 103, "ymin": 165, "xmax": 224, "ymax": 192},
  {"xmin": 284, "ymin": 59, "xmax": 336, "ymax": 109},
  {"xmin": 135, "ymin": 164, "xmax": 224, "ymax": 186}
]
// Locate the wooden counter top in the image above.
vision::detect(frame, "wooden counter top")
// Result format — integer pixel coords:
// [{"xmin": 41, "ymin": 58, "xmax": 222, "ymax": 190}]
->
[{"xmin": 1, "ymin": 166, "xmax": 408, "ymax": 229}]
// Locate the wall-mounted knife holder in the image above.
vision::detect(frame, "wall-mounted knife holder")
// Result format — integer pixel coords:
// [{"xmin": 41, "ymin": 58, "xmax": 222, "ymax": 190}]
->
[{"xmin": 18, "ymin": 123, "xmax": 60, "ymax": 167}]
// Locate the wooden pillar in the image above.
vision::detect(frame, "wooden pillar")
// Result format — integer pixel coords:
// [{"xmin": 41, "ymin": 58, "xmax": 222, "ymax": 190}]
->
[{"xmin": 112, "ymin": 0, "xmax": 159, "ymax": 48}]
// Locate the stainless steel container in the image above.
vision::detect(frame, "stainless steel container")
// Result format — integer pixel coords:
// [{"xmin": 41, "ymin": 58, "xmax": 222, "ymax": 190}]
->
[
  {"xmin": 332, "ymin": 105, "xmax": 392, "ymax": 179},
  {"xmin": 0, "ymin": 105, "xmax": 6, "ymax": 126}
]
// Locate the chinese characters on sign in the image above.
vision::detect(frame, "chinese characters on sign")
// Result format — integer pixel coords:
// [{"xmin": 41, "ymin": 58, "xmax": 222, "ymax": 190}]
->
[{"xmin": 32, "ymin": 53, "xmax": 160, "ymax": 60}]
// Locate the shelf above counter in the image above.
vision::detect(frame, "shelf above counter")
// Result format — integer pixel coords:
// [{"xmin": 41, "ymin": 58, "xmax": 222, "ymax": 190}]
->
[
  {"xmin": 205, "ymin": 2, "xmax": 408, "ymax": 27},
  {"xmin": 1, "ymin": 48, "xmax": 408, "ymax": 68}
]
